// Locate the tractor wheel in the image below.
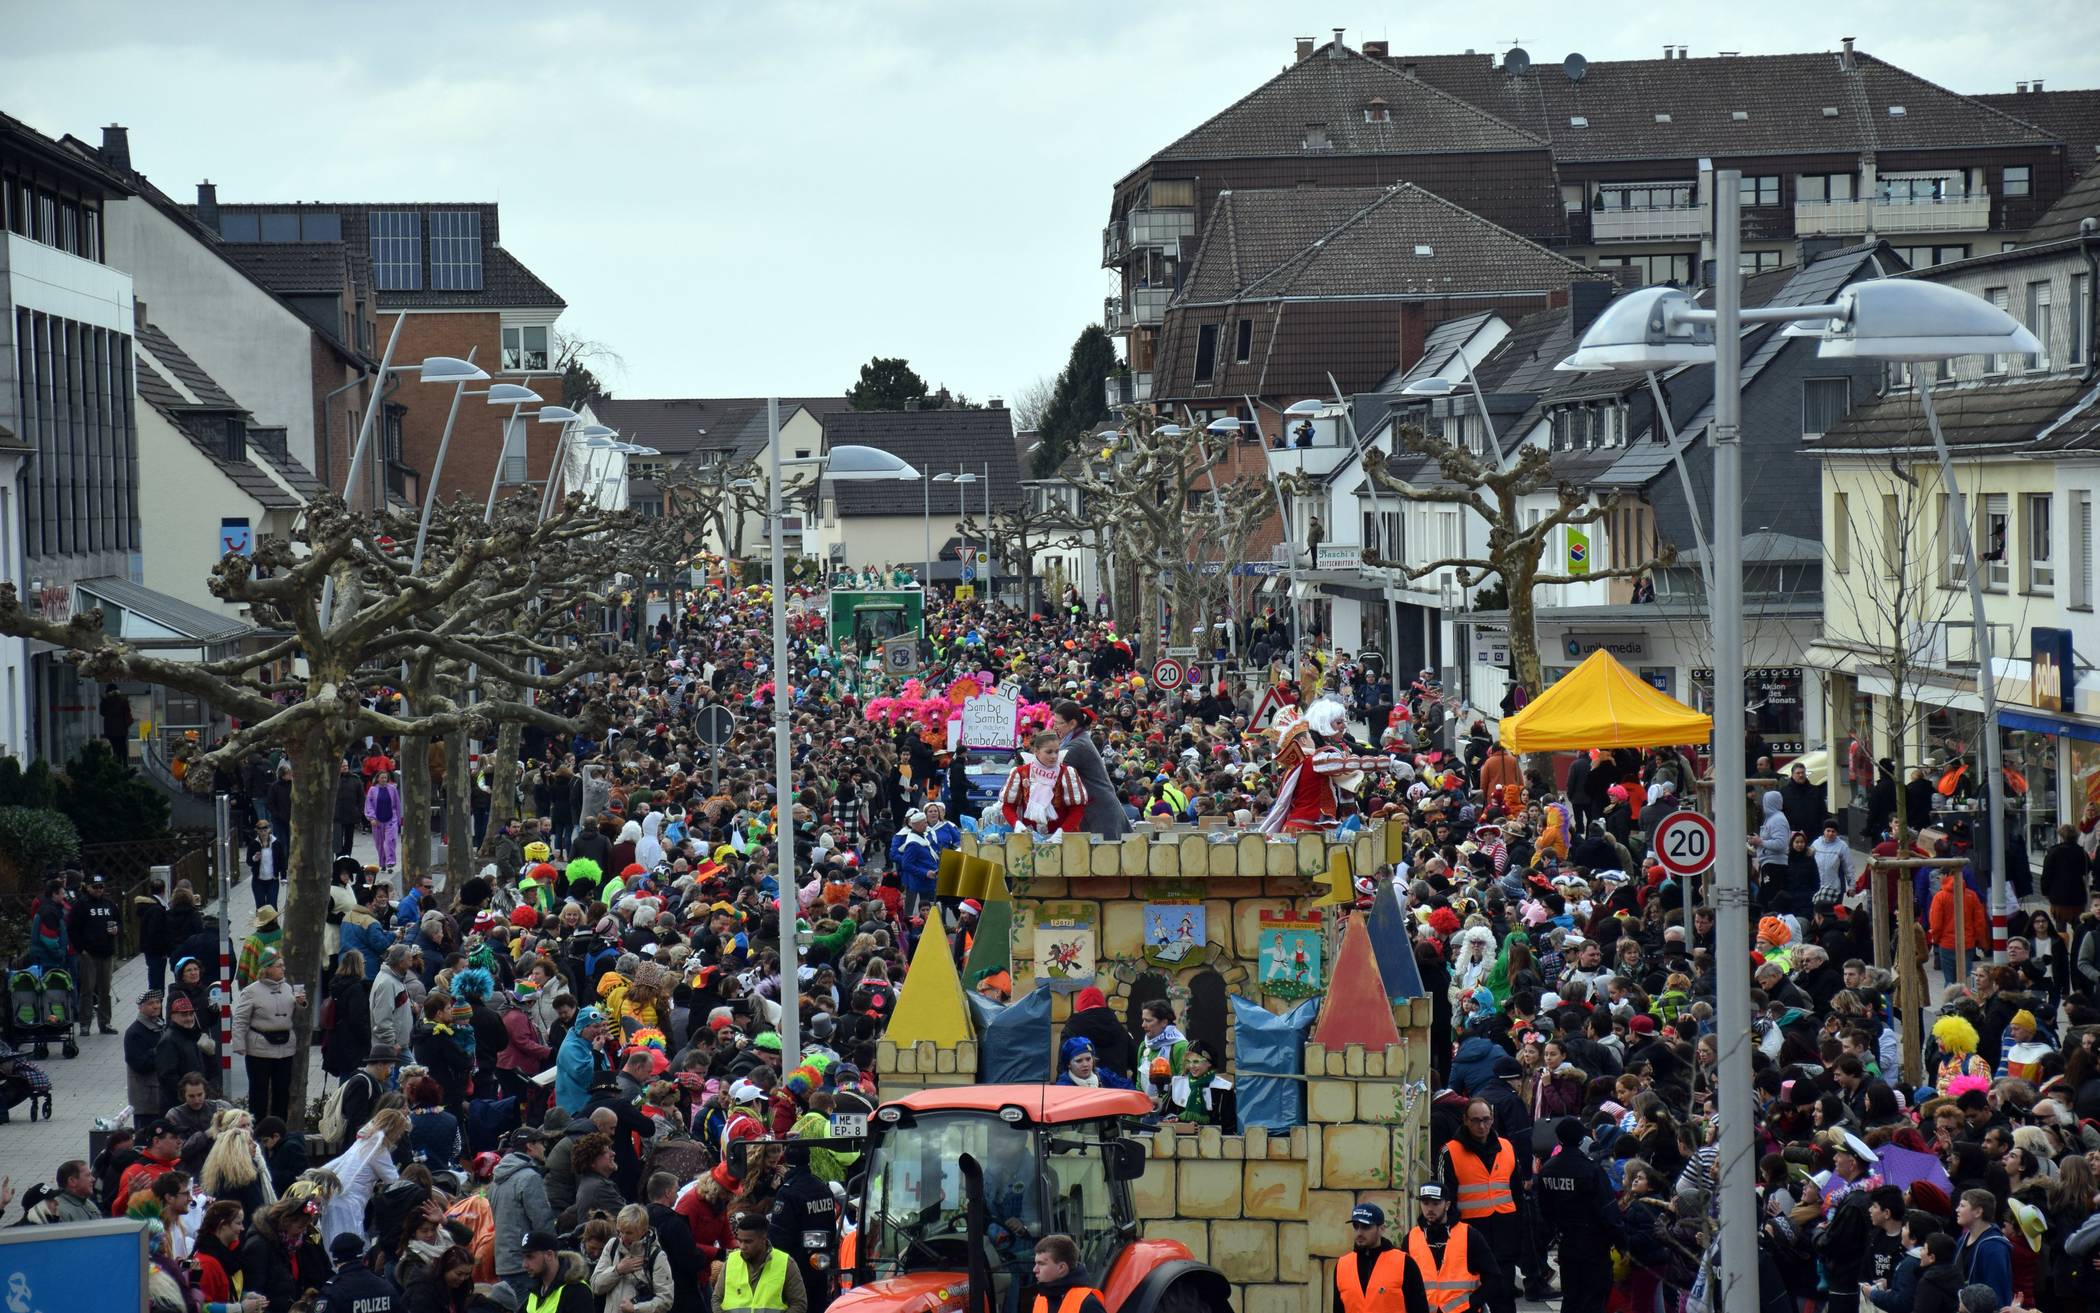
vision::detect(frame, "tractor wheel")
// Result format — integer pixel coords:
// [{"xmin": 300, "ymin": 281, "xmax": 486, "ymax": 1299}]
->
[{"xmin": 1157, "ymin": 1277, "xmax": 1231, "ymax": 1313}]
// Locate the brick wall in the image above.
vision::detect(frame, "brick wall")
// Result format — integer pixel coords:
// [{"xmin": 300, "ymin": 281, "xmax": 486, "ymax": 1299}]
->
[{"xmin": 391, "ymin": 313, "xmax": 563, "ymax": 504}]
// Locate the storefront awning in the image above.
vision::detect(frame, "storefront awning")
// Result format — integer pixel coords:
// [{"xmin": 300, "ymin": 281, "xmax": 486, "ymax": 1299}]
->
[
  {"xmin": 1999, "ymin": 708, "xmax": 2100, "ymax": 745},
  {"xmin": 76, "ymin": 576, "xmax": 253, "ymax": 647}
]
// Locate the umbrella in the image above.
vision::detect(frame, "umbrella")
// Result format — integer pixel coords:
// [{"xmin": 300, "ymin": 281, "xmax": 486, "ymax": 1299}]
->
[{"xmin": 1876, "ymin": 1145, "xmax": 1951, "ymax": 1196}]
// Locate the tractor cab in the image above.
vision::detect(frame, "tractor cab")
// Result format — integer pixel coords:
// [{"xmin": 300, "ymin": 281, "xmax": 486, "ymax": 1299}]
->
[{"xmin": 834, "ymin": 1086, "xmax": 1230, "ymax": 1313}]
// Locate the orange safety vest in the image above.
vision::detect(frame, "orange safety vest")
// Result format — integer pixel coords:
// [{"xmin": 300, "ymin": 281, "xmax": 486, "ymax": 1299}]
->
[
  {"xmin": 1445, "ymin": 1137, "xmax": 1516, "ymax": 1219},
  {"xmin": 1336, "ymin": 1247, "xmax": 1415, "ymax": 1313},
  {"xmin": 1031, "ymin": 1287, "xmax": 1106, "ymax": 1313},
  {"xmin": 1406, "ymin": 1226, "xmax": 1479, "ymax": 1312}
]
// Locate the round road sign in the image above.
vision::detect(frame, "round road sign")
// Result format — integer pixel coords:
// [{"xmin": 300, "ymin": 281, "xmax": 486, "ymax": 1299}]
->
[
  {"xmin": 695, "ymin": 704, "xmax": 738, "ymax": 748},
  {"xmin": 1653, "ymin": 811, "xmax": 1718, "ymax": 878},
  {"xmin": 1151, "ymin": 657, "xmax": 1186, "ymax": 690}
]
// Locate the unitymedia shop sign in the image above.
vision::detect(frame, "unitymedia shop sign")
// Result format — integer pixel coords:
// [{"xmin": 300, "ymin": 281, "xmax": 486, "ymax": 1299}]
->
[{"xmin": 1564, "ymin": 633, "xmax": 1647, "ymax": 660}]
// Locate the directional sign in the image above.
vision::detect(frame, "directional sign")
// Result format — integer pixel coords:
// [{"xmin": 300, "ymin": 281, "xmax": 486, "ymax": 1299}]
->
[
  {"xmin": 695, "ymin": 704, "xmax": 737, "ymax": 748},
  {"xmin": 1151, "ymin": 657, "xmax": 1186, "ymax": 690},
  {"xmin": 1653, "ymin": 811, "xmax": 1718, "ymax": 878}
]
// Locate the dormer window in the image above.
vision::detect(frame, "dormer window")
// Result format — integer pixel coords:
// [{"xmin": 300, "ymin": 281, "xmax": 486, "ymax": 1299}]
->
[
  {"xmin": 1303, "ymin": 122, "xmax": 1332, "ymax": 150},
  {"xmin": 1364, "ymin": 97, "xmax": 1390, "ymax": 123}
]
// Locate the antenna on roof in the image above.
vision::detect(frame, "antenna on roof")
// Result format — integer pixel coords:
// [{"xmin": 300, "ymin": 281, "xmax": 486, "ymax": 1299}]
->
[
  {"xmin": 1563, "ymin": 52, "xmax": 1588, "ymax": 82},
  {"xmin": 1504, "ymin": 47, "xmax": 1531, "ymax": 76}
]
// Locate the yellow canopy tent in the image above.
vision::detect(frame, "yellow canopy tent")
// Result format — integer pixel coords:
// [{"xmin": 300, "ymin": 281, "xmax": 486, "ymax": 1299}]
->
[{"xmin": 1500, "ymin": 649, "xmax": 1713, "ymax": 752}]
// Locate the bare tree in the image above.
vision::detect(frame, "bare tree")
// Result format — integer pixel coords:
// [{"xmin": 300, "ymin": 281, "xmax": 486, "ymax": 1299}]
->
[
  {"xmin": 957, "ymin": 500, "xmax": 1084, "ymax": 612},
  {"xmin": 0, "ymin": 492, "xmax": 635, "ymax": 1121},
  {"xmin": 1009, "ymin": 374, "xmax": 1057, "ymax": 433},
  {"xmin": 552, "ymin": 329, "xmax": 627, "ymax": 409},
  {"xmin": 1363, "ymin": 427, "xmax": 1675, "ymax": 697},
  {"xmin": 666, "ymin": 458, "xmax": 812, "ymax": 564}
]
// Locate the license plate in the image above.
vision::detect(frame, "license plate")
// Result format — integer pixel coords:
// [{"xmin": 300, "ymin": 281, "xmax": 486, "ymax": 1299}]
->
[{"xmin": 834, "ymin": 1112, "xmax": 867, "ymax": 1138}]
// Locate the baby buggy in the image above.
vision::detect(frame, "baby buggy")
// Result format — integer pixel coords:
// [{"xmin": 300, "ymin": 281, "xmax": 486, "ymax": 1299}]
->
[
  {"xmin": 7, "ymin": 963, "xmax": 80, "ymax": 1060},
  {"xmin": 0, "ymin": 1038, "xmax": 54, "ymax": 1121}
]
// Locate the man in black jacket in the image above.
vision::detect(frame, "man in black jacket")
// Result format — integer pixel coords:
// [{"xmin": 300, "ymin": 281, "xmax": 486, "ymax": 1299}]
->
[
  {"xmin": 648, "ymin": 1170, "xmax": 707, "ymax": 1313},
  {"xmin": 1534, "ymin": 1120, "xmax": 1624, "ymax": 1313},
  {"xmin": 68, "ymin": 873, "xmax": 122, "ymax": 1034},
  {"xmin": 770, "ymin": 1145, "xmax": 839, "ymax": 1313},
  {"xmin": 584, "ymin": 1075, "xmax": 657, "ymax": 1199},
  {"xmin": 318, "ymin": 1233, "xmax": 403, "ymax": 1312},
  {"xmin": 334, "ymin": 762, "xmax": 366, "ymax": 857}
]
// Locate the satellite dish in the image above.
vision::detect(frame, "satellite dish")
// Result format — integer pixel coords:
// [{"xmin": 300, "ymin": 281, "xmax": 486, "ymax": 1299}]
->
[
  {"xmin": 1564, "ymin": 52, "xmax": 1589, "ymax": 82},
  {"xmin": 1505, "ymin": 47, "xmax": 1531, "ymax": 76}
]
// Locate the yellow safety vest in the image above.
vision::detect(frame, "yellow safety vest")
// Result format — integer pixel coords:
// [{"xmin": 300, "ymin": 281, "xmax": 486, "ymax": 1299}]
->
[
  {"xmin": 527, "ymin": 1278, "xmax": 584, "ymax": 1313},
  {"xmin": 723, "ymin": 1246, "xmax": 793, "ymax": 1313}
]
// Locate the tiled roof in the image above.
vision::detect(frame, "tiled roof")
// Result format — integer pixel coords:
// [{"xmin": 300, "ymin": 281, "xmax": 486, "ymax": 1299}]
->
[
  {"xmin": 249, "ymin": 429, "xmax": 325, "ymax": 497},
  {"xmin": 1976, "ymin": 88, "xmax": 2100, "ymax": 178},
  {"xmin": 2024, "ymin": 165, "xmax": 2100, "ymax": 244},
  {"xmin": 1178, "ymin": 183, "xmax": 1597, "ymax": 304},
  {"xmin": 218, "ymin": 241, "xmax": 359, "ymax": 293},
  {"xmin": 1149, "ymin": 42, "xmax": 1544, "ymax": 164},
  {"xmin": 134, "ymin": 323, "xmax": 304, "ymax": 511},
  {"xmin": 818, "ymin": 409, "xmax": 1023, "ymax": 517},
  {"xmin": 1809, "ymin": 377, "xmax": 2091, "ymax": 452},
  {"xmin": 200, "ymin": 202, "xmax": 564, "ymax": 310},
  {"xmin": 2023, "ymin": 385, "xmax": 2100, "ymax": 452},
  {"xmin": 588, "ymin": 396, "xmax": 851, "ymax": 461}
]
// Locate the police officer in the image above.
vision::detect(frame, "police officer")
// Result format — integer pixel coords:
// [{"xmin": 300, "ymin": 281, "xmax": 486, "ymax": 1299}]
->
[
  {"xmin": 1532, "ymin": 1118, "xmax": 1624, "ymax": 1313},
  {"xmin": 1404, "ymin": 1183, "xmax": 1500, "ymax": 1313},
  {"xmin": 317, "ymin": 1233, "xmax": 404, "ymax": 1313},
  {"xmin": 770, "ymin": 1143, "xmax": 840, "ymax": 1313},
  {"xmin": 1333, "ymin": 1202, "xmax": 1429, "ymax": 1313}
]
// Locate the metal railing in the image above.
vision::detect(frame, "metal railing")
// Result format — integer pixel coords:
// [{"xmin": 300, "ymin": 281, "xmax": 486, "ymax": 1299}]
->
[{"xmin": 1795, "ymin": 193, "xmax": 1992, "ymax": 235}]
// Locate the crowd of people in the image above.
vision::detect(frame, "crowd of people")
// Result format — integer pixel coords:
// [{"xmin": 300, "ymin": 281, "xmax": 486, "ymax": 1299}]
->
[{"xmin": 6, "ymin": 579, "xmax": 2100, "ymax": 1313}]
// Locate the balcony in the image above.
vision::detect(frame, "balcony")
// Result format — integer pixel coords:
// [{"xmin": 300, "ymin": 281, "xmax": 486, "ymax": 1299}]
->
[
  {"xmin": 1795, "ymin": 192, "xmax": 1992, "ymax": 236},
  {"xmin": 1590, "ymin": 204, "xmax": 1709, "ymax": 243},
  {"xmin": 1128, "ymin": 207, "xmax": 1196, "ymax": 251},
  {"xmin": 1104, "ymin": 289, "xmax": 1171, "ymax": 335},
  {"xmin": 1266, "ymin": 438, "xmax": 1351, "ymax": 480},
  {"xmin": 1101, "ymin": 220, "xmax": 1128, "ymax": 268},
  {"xmin": 1104, "ymin": 295, "xmax": 1130, "ymax": 334},
  {"xmin": 1104, "ymin": 372, "xmax": 1153, "ymax": 408}
]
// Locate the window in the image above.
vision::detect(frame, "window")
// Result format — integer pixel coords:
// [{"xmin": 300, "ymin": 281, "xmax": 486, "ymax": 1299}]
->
[
  {"xmin": 1802, "ymin": 377, "xmax": 1852, "ymax": 438},
  {"xmin": 1147, "ymin": 180, "xmax": 1195, "ymax": 208},
  {"xmin": 1740, "ymin": 249, "xmax": 1782, "ymax": 274},
  {"xmin": 2026, "ymin": 282, "xmax": 2053, "ymax": 371},
  {"xmin": 1943, "ymin": 493, "xmax": 1970, "ymax": 586},
  {"xmin": 1738, "ymin": 175, "xmax": 1781, "ymax": 206},
  {"xmin": 1600, "ymin": 252, "xmax": 1693, "ymax": 285},
  {"xmin": 1234, "ymin": 318, "xmax": 1252, "ymax": 364},
  {"xmin": 2075, "ymin": 491, "xmax": 2093, "ymax": 609},
  {"xmin": 369, "ymin": 211, "xmax": 422, "ymax": 290},
  {"xmin": 1985, "ymin": 288, "xmax": 2010, "ymax": 373},
  {"xmin": 1983, "ymin": 492, "xmax": 2010, "ymax": 590},
  {"xmin": 1891, "ymin": 245, "xmax": 1971, "ymax": 269},
  {"xmin": 502, "ymin": 418, "xmax": 528, "ymax": 484},
  {"xmin": 82, "ymin": 208, "xmax": 99, "ymax": 262},
  {"xmin": 1193, "ymin": 324, "xmax": 1218, "ymax": 382},
  {"xmin": 260, "ymin": 212, "xmax": 301, "ymax": 241},
  {"xmin": 1798, "ymin": 173, "xmax": 1856, "ymax": 203},
  {"xmin": 2004, "ymin": 166, "xmax": 2031, "ymax": 197},
  {"xmin": 218, "ymin": 212, "xmax": 259, "ymax": 241},
  {"xmin": 2075, "ymin": 274, "xmax": 2092, "ymax": 365},
  {"xmin": 2026, "ymin": 493, "xmax": 2053, "ymax": 591},
  {"xmin": 1833, "ymin": 491, "xmax": 1851, "ymax": 572},
  {"xmin": 1561, "ymin": 184, "xmax": 1585, "ymax": 213},
  {"xmin": 302, "ymin": 212, "xmax": 342, "ymax": 241},
  {"xmin": 1596, "ymin": 181, "xmax": 1695, "ymax": 211},
  {"xmin": 221, "ymin": 417, "xmax": 246, "ymax": 463},
  {"xmin": 429, "ymin": 210, "xmax": 484, "ymax": 291},
  {"xmin": 1881, "ymin": 175, "xmax": 1960, "ymax": 204},
  {"xmin": 501, "ymin": 324, "xmax": 549, "ymax": 371}
]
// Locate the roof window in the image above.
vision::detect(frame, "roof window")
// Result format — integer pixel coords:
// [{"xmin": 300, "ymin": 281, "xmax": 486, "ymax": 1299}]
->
[
  {"xmin": 1731, "ymin": 110, "xmax": 1749, "ymax": 121},
  {"xmin": 1888, "ymin": 105, "xmax": 1907, "ymax": 116},
  {"xmin": 1414, "ymin": 244, "xmax": 1434, "ymax": 257},
  {"xmin": 1569, "ymin": 115, "xmax": 1589, "ymax": 128},
  {"xmin": 1654, "ymin": 113, "xmax": 1673, "ymax": 123},
  {"xmin": 1822, "ymin": 106, "xmax": 1840, "ymax": 117}
]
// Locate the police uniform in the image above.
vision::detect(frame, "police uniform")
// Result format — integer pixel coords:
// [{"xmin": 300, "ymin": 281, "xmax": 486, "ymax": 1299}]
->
[
  {"xmin": 771, "ymin": 1162, "xmax": 841, "ymax": 1313},
  {"xmin": 1532, "ymin": 1120, "xmax": 1624, "ymax": 1313},
  {"xmin": 317, "ymin": 1259, "xmax": 404, "ymax": 1313}
]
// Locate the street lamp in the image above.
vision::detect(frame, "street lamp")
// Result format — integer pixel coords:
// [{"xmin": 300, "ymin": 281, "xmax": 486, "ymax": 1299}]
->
[
  {"xmin": 765, "ymin": 406, "xmax": 916, "ymax": 1070},
  {"xmin": 542, "ymin": 425, "xmax": 617, "ymax": 517},
  {"xmin": 942, "ymin": 472, "xmax": 978, "ymax": 587},
  {"xmin": 1565, "ymin": 169, "xmax": 2037, "ymax": 1313}
]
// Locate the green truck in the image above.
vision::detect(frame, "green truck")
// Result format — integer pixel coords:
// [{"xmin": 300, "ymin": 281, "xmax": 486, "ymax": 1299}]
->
[{"xmin": 828, "ymin": 587, "xmax": 924, "ymax": 652}]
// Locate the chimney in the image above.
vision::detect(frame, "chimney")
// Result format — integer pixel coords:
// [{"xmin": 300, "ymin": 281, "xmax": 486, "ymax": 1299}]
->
[
  {"xmin": 1839, "ymin": 36, "xmax": 1855, "ymax": 70},
  {"xmin": 2017, "ymin": 81, "xmax": 2030, "ymax": 93},
  {"xmin": 1363, "ymin": 39, "xmax": 1388, "ymax": 57},
  {"xmin": 132, "ymin": 297, "xmax": 147, "ymax": 331},
  {"xmin": 1329, "ymin": 27, "xmax": 1346, "ymax": 58},
  {"xmin": 1569, "ymin": 280, "xmax": 1614, "ymax": 339},
  {"xmin": 2033, "ymin": 79, "xmax": 2044, "ymax": 92},
  {"xmin": 196, "ymin": 181, "xmax": 219, "ymax": 227},
  {"xmin": 1295, "ymin": 36, "xmax": 1315, "ymax": 61},
  {"xmin": 100, "ymin": 124, "xmax": 130, "ymax": 173}
]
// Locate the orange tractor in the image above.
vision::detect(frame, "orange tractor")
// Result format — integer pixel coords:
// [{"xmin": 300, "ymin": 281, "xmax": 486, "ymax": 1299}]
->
[{"xmin": 829, "ymin": 1085, "xmax": 1234, "ymax": 1313}]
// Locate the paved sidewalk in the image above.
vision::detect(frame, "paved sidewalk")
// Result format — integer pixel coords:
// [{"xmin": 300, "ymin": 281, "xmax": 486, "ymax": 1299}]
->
[{"xmin": 0, "ymin": 826, "xmax": 415, "ymax": 1186}]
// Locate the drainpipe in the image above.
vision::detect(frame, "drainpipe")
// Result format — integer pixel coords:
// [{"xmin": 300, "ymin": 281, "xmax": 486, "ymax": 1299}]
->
[{"xmin": 2080, "ymin": 218, "xmax": 2099, "ymax": 385}]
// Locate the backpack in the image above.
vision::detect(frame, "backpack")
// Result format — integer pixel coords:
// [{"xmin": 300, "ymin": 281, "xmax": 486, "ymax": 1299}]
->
[
  {"xmin": 373, "ymin": 788, "xmax": 395, "ymax": 824},
  {"xmin": 319, "ymin": 994, "xmax": 339, "ymax": 1036},
  {"xmin": 319, "ymin": 1072, "xmax": 362, "ymax": 1148}
]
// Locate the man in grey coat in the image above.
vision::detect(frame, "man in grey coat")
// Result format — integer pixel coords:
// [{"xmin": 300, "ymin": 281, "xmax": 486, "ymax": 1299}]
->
[
  {"xmin": 490, "ymin": 1126, "xmax": 558, "ymax": 1297},
  {"xmin": 369, "ymin": 944, "xmax": 417, "ymax": 1052},
  {"xmin": 1051, "ymin": 701, "xmax": 1127, "ymax": 838}
]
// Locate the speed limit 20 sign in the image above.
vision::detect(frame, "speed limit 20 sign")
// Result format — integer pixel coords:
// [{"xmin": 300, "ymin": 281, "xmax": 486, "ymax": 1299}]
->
[
  {"xmin": 1151, "ymin": 657, "xmax": 1186, "ymax": 690},
  {"xmin": 1653, "ymin": 811, "xmax": 1718, "ymax": 877}
]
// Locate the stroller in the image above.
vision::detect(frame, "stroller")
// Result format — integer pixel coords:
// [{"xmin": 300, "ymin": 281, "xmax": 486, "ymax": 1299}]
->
[
  {"xmin": 0, "ymin": 1038, "xmax": 54, "ymax": 1122},
  {"xmin": 7, "ymin": 964, "xmax": 80, "ymax": 1060}
]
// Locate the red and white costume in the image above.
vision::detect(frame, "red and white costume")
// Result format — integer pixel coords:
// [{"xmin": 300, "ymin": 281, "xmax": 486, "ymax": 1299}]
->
[
  {"xmin": 1259, "ymin": 699, "xmax": 1384, "ymax": 833},
  {"xmin": 1000, "ymin": 753, "xmax": 1089, "ymax": 834}
]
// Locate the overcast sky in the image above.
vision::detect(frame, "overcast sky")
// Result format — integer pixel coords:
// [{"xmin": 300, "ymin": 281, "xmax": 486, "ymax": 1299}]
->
[{"xmin": 6, "ymin": 2, "xmax": 2097, "ymax": 408}]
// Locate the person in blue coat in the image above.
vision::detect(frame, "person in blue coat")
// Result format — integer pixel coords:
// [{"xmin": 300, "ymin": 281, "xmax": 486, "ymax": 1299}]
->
[
  {"xmin": 1951, "ymin": 1188, "xmax": 2013, "ymax": 1307},
  {"xmin": 1055, "ymin": 1038, "xmax": 1135, "ymax": 1089},
  {"xmin": 556, "ymin": 1006, "xmax": 611, "ymax": 1115},
  {"xmin": 1448, "ymin": 1014, "xmax": 1506, "ymax": 1095},
  {"xmin": 888, "ymin": 810, "xmax": 941, "ymax": 919}
]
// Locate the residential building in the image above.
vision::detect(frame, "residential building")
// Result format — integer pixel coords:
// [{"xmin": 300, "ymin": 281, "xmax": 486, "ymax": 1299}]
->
[
  {"xmin": 74, "ymin": 126, "xmax": 378, "ymax": 495},
  {"xmin": 196, "ymin": 193, "xmax": 565, "ymax": 509},
  {"xmin": 1975, "ymin": 84, "xmax": 2100, "ymax": 180},
  {"xmin": 1, "ymin": 111, "xmax": 141, "ymax": 761},
  {"xmin": 1807, "ymin": 231, "xmax": 2098, "ymax": 867},
  {"xmin": 578, "ymin": 395, "xmax": 846, "ymax": 535},
  {"xmin": 805, "ymin": 407, "xmax": 1023, "ymax": 579}
]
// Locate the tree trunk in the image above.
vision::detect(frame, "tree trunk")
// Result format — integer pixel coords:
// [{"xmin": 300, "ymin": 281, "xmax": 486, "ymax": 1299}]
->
[
  {"xmin": 1503, "ymin": 556, "xmax": 1544, "ymax": 698},
  {"xmin": 285, "ymin": 732, "xmax": 346, "ymax": 1129},
  {"xmin": 444, "ymin": 732, "xmax": 473, "ymax": 893},
  {"xmin": 481, "ymin": 715, "xmax": 524, "ymax": 858},
  {"xmin": 398, "ymin": 734, "xmax": 429, "ymax": 885}
]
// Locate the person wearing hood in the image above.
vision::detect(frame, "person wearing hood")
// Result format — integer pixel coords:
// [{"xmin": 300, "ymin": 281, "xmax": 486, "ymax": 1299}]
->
[
  {"xmin": 1812, "ymin": 821, "xmax": 1857, "ymax": 907},
  {"xmin": 1754, "ymin": 791, "xmax": 1792, "ymax": 902},
  {"xmin": 1055, "ymin": 1038, "xmax": 1135, "ymax": 1090},
  {"xmin": 1058, "ymin": 987, "xmax": 1135, "ymax": 1081},
  {"xmin": 133, "ymin": 875, "xmax": 173, "ymax": 995},
  {"xmin": 155, "ymin": 993, "xmax": 218, "ymax": 1108},
  {"xmin": 489, "ymin": 1129, "xmax": 558, "ymax": 1299}
]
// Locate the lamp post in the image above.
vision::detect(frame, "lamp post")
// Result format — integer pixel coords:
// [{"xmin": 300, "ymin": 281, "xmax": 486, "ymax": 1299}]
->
[
  {"xmin": 542, "ymin": 425, "xmax": 618, "ymax": 520},
  {"xmin": 1565, "ymin": 170, "xmax": 2039, "ymax": 1313},
  {"xmin": 945, "ymin": 472, "xmax": 978, "ymax": 588},
  {"xmin": 766, "ymin": 410, "xmax": 917, "ymax": 1071}
]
